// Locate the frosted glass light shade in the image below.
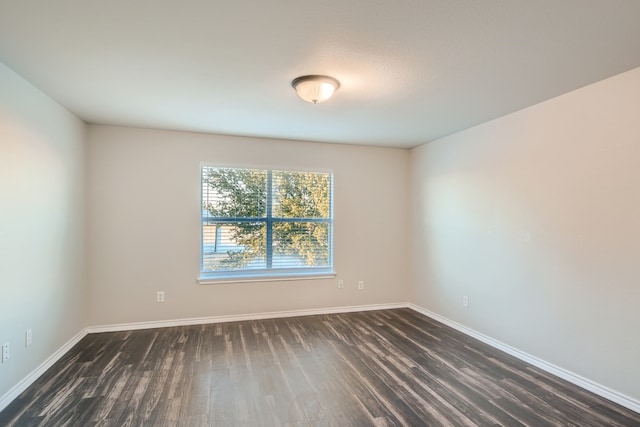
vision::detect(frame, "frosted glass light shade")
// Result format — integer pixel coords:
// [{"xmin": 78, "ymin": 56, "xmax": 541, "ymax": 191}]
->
[{"xmin": 292, "ymin": 75, "xmax": 340, "ymax": 104}]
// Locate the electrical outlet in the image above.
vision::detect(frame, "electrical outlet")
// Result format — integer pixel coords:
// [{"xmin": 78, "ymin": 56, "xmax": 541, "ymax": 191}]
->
[
  {"xmin": 338, "ymin": 280, "xmax": 344, "ymax": 289},
  {"xmin": 26, "ymin": 329, "xmax": 32, "ymax": 347},
  {"xmin": 157, "ymin": 291, "xmax": 165, "ymax": 303},
  {"xmin": 463, "ymin": 296, "xmax": 469, "ymax": 308},
  {"xmin": 2, "ymin": 342, "xmax": 9, "ymax": 363},
  {"xmin": 358, "ymin": 280, "xmax": 364, "ymax": 290}
]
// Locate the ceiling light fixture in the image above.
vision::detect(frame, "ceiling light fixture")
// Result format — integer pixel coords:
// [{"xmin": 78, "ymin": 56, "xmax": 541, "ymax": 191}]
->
[{"xmin": 291, "ymin": 75, "xmax": 340, "ymax": 104}]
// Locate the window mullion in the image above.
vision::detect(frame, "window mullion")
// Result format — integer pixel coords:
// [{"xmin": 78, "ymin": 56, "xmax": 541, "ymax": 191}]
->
[{"xmin": 266, "ymin": 170, "xmax": 273, "ymax": 269}]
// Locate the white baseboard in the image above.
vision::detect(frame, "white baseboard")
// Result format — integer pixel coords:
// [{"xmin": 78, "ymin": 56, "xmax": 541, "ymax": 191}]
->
[
  {"xmin": 407, "ymin": 303, "xmax": 640, "ymax": 414},
  {"xmin": 0, "ymin": 329, "xmax": 88, "ymax": 413},
  {"xmin": 86, "ymin": 302, "xmax": 407, "ymax": 333}
]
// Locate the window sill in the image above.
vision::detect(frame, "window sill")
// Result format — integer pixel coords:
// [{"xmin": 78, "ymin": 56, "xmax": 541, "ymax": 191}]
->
[{"xmin": 198, "ymin": 272, "xmax": 336, "ymax": 285}]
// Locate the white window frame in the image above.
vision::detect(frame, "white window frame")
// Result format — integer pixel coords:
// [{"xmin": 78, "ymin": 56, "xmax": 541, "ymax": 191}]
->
[{"xmin": 198, "ymin": 165, "xmax": 335, "ymax": 284}]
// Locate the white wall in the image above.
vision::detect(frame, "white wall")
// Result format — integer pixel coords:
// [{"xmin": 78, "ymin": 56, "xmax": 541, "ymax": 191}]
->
[
  {"xmin": 0, "ymin": 63, "xmax": 86, "ymax": 399},
  {"xmin": 86, "ymin": 126, "xmax": 410, "ymax": 326},
  {"xmin": 410, "ymin": 67, "xmax": 640, "ymax": 401}
]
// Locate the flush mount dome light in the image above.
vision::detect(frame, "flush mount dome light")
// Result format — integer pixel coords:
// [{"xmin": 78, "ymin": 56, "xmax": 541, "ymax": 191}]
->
[{"xmin": 291, "ymin": 75, "xmax": 340, "ymax": 104}]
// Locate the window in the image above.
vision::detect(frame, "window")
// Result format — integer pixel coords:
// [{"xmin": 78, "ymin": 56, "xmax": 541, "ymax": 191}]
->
[{"xmin": 200, "ymin": 166, "xmax": 334, "ymax": 282}]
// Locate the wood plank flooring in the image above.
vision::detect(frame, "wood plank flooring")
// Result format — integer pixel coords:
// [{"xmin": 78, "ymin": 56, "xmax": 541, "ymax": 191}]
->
[{"xmin": 1, "ymin": 308, "xmax": 638, "ymax": 426}]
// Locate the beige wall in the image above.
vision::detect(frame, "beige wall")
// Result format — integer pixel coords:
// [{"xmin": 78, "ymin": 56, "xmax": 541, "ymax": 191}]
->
[
  {"xmin": 409, "ymin": 67, "xmax": 640, "ymax": 401},
  {"xmin": 0, "ymin": 63, "xmax": 86, "ymax": 398},
  {"xmin": 86, "ymin": 126, "xmax": 410, "ymax": 326}
]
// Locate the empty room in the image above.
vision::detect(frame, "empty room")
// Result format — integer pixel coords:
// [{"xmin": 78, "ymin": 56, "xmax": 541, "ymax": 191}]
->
[{"xmin": 1, "ymin": 1, "xmax": 639, "ymax": 426}]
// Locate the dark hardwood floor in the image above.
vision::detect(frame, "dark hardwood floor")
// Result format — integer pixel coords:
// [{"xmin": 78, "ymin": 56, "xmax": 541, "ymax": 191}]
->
[{"xmin": 1, "ymin": 308, "xmax": 638, "ymax": 426}]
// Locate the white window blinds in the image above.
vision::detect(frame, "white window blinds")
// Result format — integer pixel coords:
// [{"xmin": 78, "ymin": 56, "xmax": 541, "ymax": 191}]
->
[{"xmin": 201, "ymin": 166, "xmax": 333, "ymax": 280}]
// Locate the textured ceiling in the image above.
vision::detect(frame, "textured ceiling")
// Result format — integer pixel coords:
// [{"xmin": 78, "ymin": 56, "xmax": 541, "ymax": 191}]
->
[{"xmin": 1, "ymin": 1, "xmax": 640, "ymax": 148}]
